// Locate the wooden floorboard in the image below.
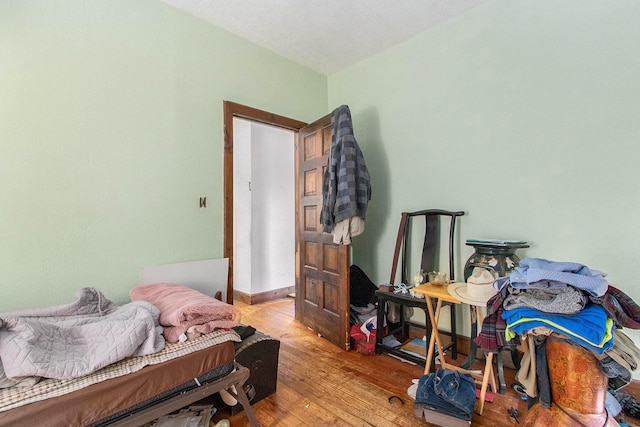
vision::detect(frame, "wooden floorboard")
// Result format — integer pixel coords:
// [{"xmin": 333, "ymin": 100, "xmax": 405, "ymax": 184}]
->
[{"xmin": 218, "ymin": 297, "xmax": 640, "ymax": 427}]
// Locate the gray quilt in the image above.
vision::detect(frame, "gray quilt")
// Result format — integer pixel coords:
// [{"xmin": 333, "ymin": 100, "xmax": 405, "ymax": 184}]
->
[{"xmin": 0, "ymin": 288, "xmax": 164, "ymax": 386}]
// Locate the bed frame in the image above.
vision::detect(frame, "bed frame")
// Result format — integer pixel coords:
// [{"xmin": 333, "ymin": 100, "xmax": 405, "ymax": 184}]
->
[{"xmin": 111, "ymin": 362, "xmax": 259, "ymax": 427}]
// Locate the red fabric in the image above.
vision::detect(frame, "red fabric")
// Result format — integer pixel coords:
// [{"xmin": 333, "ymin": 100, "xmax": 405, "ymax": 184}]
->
[{"xmin": 350, "ymin": 324, "xmax": 376, "ymax": 354}]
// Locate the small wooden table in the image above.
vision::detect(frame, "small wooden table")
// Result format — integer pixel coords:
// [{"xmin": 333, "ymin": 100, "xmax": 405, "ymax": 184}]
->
[{"xmin": 413, "ymin": 282, "xmax": 497, "ymax": 415}]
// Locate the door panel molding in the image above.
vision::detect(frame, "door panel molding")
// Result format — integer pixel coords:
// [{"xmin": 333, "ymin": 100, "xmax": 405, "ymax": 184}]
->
[{"xmin": 296, "ymin": 116, "xmax": 351, "ymax": 350}]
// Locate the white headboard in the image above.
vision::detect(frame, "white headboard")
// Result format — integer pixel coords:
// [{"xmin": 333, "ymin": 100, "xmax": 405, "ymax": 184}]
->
[{"xmin": 139, "ymin": 258, "xmax": 229, "ymax": 301}]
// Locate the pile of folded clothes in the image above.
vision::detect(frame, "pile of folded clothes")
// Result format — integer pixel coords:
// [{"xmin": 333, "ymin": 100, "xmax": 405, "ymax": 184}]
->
[
  {"xmin": 414, "ymin": 368, "xmax": 475, "ymax": 426},
  {"xmin": 476, "ymin": 257, "xmax": 640, "ymax": 414}
]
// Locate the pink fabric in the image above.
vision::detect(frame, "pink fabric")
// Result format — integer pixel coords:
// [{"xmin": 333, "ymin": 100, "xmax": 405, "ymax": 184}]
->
[{"xmin": 130, "ymin": 283, "xmax": 241, "ymax": 343}]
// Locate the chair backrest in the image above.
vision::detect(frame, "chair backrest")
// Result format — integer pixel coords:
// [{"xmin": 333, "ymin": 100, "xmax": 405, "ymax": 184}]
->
[{"xmin": 389, "ymin": 209, "xmax": 465, "ymax": 284}]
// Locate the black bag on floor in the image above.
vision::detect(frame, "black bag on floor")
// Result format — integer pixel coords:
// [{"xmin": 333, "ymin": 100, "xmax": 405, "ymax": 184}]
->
[{"xmin": 350, "ymin": 265, "xmax": 378, "ymax": 307}]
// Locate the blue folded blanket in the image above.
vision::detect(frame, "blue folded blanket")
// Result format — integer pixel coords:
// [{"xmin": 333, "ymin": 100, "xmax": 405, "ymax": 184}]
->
[{"xmin": 502, "ymin": 304, "xmax": 614, "ymax": 354}]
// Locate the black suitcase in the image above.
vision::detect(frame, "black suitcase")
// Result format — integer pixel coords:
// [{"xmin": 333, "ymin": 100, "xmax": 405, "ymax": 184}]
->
[{"xmin": 215, "ymin": 330, "xmax": 280, "ymax": 415}]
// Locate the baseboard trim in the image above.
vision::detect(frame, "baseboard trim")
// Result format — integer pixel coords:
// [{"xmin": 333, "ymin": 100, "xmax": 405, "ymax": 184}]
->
[{"xmin": 233, "ymin": 286, "xmax": 295, "ymax": 305}]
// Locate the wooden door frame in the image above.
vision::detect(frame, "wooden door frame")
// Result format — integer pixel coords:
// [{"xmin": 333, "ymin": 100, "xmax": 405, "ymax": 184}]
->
[{"xmin": 223, "ymin": 101, "xmax": 307, "ymax": 304}]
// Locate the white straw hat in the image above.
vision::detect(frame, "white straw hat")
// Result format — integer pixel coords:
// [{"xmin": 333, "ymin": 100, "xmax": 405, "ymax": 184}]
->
[{"xmin": 447, "ymin": 268, "xmax": 497, "ymax": 306}]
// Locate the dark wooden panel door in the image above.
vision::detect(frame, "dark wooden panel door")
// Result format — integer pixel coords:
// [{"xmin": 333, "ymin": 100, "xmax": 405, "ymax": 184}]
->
[{"xmin": 295, "ymin": 114, "xmax": 351, "ymax": 350}]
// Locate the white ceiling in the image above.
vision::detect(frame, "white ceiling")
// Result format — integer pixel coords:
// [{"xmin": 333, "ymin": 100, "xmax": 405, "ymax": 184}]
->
[{"xmin": 161, "ymin": 0, "xmax": 489, "ymax": 75}]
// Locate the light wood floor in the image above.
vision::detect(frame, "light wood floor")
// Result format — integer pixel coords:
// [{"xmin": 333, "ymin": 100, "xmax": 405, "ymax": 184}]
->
[{"xmin": 221, "ymin": 297, "xmax": 639, "ymax": 427}]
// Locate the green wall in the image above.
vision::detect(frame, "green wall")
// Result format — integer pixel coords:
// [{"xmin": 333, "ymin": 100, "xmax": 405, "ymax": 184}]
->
[
  {"xmin": 329, "ymin": 0, "xmax": 640, "ymax": 290},
  {"xmin": 330, "ymin": 1, "xmax": 640, "ymax": 338},
  {"xmin": 0, "ymin": 0, "xmax": 326, "ymax": 310}
]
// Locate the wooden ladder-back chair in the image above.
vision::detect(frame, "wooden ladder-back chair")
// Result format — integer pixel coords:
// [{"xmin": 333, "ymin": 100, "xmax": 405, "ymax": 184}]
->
[{"xmin": 388, "ymin": 209, "xmax": 465, "ymax": 360}]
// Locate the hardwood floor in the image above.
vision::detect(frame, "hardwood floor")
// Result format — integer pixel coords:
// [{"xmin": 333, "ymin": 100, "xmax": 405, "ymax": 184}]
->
[{"xmin": 221, "ymin": 297, "xmax": 639, "ymax": 427}]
